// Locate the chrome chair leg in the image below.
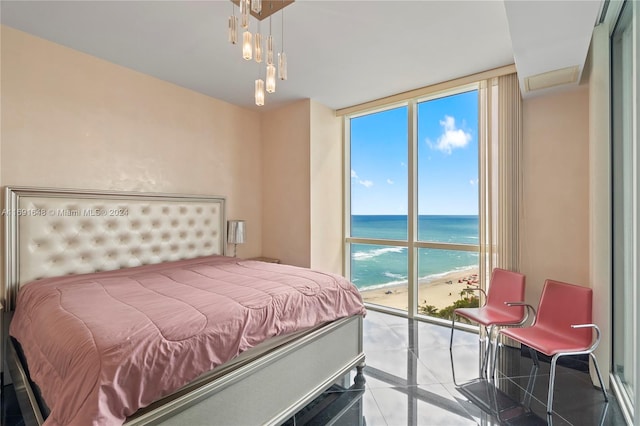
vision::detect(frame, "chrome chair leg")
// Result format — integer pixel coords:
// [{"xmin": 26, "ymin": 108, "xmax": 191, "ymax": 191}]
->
[
  {"xmin": 546, "ymin": 412, "xmax": 554, "ymax": 426},
  {"xmin": 491, "ymin": 334, "xmax": 499, "ymax": 381},
  {"xmin": 547, "ymin": 352, "xmax": 607, "ymax": 414},
  {"xmin": 449, "ymin": 343, "xmax": 460, "ymax": 386},
  {"xmin": 530, "ymin": 347, "xmax": 540, "ymax": 367},
  {"xmin": 547, "ymin": 354, "xmax": 561, "ymax": 414},
  {"xmin": 449, "ymin": 316, "xmax": 461, "ymax": 386},
  {"xmin": 523, "ymin": 347, "xmax": 539, "ymax": 408},
  {"xmin": 590, "ymin": 353, "xmax": 609, "ymax": 402},
  {"xmin": 451, "ymin": 317, "xmax": 494, "ymax": 380},
  {"xmin": 598, "ymin": 401, "xmax": 610, "ymax": 426},
  {"xmin": 449, "ymin": 316, "xmax": 456, "ymax": 351},
  {"xmin": 480, "ymin": 325, "xmax": 494, "ymax": 377}
]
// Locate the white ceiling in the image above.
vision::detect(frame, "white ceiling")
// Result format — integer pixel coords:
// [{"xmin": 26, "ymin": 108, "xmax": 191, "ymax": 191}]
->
[{"xmin": 1, "ymin": 1, "xmax": 603, "ymax": 111}]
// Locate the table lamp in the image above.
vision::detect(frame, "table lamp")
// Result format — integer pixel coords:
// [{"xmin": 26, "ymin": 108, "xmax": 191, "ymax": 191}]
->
[{"xmin": 227, "ymin": 220, "xmax": 245, "ymax": 257}]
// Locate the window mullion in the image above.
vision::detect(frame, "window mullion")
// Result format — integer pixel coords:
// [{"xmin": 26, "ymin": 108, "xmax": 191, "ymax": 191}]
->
[
  {"xmin": 343, "ymin": 117, "xmax": 351, "ymax": 280},
  {"xmin": 408, "ymin": 100, "xmax": 418, "ymax": 318}
]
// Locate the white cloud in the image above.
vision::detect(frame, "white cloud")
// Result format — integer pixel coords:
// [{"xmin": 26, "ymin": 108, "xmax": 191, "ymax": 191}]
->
[
  {"xmin": 401, "ymin": 162, "xmax": 407, "ymax": 168},
  {"xmin": 427, "ymin": 116, "xmax": 471, "ymax": 155},
  {"xmin": 351, "ymin": 169, "xmax": 373, "ymax": 188},
  {"xmin": 469, "ymin": 179, "xmax": 478, "ymax": 186},
  {"xmin": 351, "ymin": 169, "xmax": 372, "ymax": 188},
  {"xmin": 387, "ymin": 179, "xmax": 394, "ymax": 185}
]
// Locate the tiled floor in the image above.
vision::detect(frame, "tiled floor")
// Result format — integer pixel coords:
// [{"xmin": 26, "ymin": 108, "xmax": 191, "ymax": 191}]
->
[
  {"xmin": 2, "ymin": 310, "xmax": 628, "ymax": 425},
  {"xmin": 312, "ymin": 309, "xmax": 625, "ymax": 426}
]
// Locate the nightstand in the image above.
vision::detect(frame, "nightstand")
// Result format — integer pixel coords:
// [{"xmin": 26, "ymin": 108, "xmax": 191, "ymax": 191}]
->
[{"xmin": 249, "ymin": 257, "xmax": 280, "ymax": 264}]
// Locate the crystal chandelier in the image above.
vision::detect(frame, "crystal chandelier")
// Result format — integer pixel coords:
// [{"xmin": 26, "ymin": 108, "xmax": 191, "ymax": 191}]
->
[{"xmin": 228, "ymin": 0, "xmax": 294, "ymax": 106}]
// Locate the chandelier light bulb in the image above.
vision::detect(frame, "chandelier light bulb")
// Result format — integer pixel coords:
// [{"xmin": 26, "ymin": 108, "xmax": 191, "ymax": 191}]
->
[
  {"xmin": 278, "ymin": 6, "xmax": 287, "ymax": 81},
  {"xmin": 242, "ymin": 31, "xmax": 252, "ymax": 60},
  {"xmin": 241, "ymin": 0, "xmax": 250, "ymax": 29},
  {"xmin": 228, "ymin": 15, "xmax": 238, "ymax": 44},
  {"xmin": 278, "ymin": 51, "xmax": 287, "ymax": 81},
  {"xmin": 266, "ymin": 63, "xmax": 276, "ymax": 93},
  {"xmin": 266, "ymin": 34, "xmax": 274, "ymax": 65},
  {"xmin": 255, "ymin": 32, "xmax": 263, "ymax": 63},
  {"xmin": 255, "ymin": 79, "xmax": 265, "ymax": 106},
  {"xmin": 251, "ymin": 0, "xmax": 262, "ymax": 14}
]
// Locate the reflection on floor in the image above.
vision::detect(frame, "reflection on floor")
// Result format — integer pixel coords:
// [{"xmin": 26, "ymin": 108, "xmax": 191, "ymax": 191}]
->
[
  {"xmin": 2, "ymin": 310, "xmax": 628, "ymax": 425},
  {"xmin": 285, "ymin": 310, "xmax": 626, "ymax": 425}
]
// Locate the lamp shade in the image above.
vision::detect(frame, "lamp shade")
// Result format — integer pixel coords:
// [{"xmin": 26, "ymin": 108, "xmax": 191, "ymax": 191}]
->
[{"xmin": 227, "ymin": 220, "xmax": 246, "ymax": 244}]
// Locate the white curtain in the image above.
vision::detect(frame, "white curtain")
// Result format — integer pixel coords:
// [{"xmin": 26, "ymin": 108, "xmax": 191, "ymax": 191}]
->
[{"xmin": 479, "ymin": 73, "xmax": 523, "ymax": 285}]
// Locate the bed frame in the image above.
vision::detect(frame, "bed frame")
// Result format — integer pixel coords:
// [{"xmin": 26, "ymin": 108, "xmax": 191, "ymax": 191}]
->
[{"xmin": 3, "ymin": 186, "xmax": 365, "ymax": 425}]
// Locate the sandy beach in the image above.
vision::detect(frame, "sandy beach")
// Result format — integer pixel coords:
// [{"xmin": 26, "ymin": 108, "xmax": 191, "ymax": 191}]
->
[{"xmin": 359, "ymin": 268, "xmax": 480, "ymax": 311}]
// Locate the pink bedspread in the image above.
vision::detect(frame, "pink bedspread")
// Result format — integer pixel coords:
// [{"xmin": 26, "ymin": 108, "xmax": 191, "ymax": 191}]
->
[{"xmin": 10, "ymin": 255, "xmax": 365, "ymax": 425}]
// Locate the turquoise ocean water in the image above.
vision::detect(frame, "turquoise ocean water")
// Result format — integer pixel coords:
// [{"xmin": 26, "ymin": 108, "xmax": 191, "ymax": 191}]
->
[{"xmin": 351, "ymin": 215, "xmax": 479, "ymax": 291}]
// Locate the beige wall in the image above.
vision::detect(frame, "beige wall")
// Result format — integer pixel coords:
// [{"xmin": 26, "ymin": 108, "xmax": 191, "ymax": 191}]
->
[
  {"xmin": 261, "ymin": 100, "xmax": 311, "ymax": 267},
  {"xmin": 310, "ymin": 101, "xmax": 343, "ymax": 274},
  {"xmin": 260, "ymin": 99, "xmax": 342, "ymax": 272},
  {"xmin": 520, "ymin": 86, "xmax": 590, "ymax": 305},
  {"xmin": 1, "ymin": 26, "xmax": 263, "ymax": 258},
  {"xmin": 1, "ymin": 26, "xmax": 346, "ymax": 273},
  {"xmin": 5, "ymin": 25, "xmax": 597, "ymax": 310}
]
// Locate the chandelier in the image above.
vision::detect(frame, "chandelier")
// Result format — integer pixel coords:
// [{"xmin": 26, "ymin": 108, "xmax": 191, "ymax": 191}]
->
[{"xmin": 228, "ymin": 0, "xmax": 294, "ymax": 106}]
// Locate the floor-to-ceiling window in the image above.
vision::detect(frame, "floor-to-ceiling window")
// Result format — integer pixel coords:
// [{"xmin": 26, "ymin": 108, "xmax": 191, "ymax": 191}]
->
[
  {"xmin": 611, "ymin": 0, "xmax": 637, "ymax": 421},
  {"xmin": 346, "ymin": 87, "xmax": 480, "ymax": 318},
  {"xmin": 416, "ymin": 91, "xmax": 479, "ymax": 318},
  {"xmin": 348, "ymin": 106, "xmax": 410, "ymax": 310}
]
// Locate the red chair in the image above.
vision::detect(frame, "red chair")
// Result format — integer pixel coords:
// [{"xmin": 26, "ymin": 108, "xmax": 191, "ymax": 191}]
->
[
  {"xmin": 449, "ymin": 268, "xmax": 528, "ymax": 376},
  {"xmin": 492, "ymin": 279, "xmax": 608, "ymax": 414}
]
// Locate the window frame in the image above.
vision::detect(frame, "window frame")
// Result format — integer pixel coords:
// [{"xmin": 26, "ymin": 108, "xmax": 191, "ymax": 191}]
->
[
  {"xmin": 609, "ymin": 0, "xmax": 640, "ymax": 422},
  {"xmin": 344, "ymin": 83, "xmax": 481, "ymax": 320}
]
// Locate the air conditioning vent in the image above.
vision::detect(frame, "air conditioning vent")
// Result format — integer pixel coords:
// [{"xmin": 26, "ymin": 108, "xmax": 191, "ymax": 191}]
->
[{"xmin": 524, "ymin": 66, "xmax": 580, "ymax": 92}]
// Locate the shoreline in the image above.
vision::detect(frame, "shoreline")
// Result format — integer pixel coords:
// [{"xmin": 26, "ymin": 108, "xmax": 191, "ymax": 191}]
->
[{"xmin": 359, "ymin": 268, "xmax": 480, "ymax": 311}]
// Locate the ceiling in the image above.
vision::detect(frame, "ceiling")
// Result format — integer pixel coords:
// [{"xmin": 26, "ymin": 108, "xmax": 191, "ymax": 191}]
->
[{"xmin": 1, "ymin": 1, "xmax": 603, "ymax": 111}]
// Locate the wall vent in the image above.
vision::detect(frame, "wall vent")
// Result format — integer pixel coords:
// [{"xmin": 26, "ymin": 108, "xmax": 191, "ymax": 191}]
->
[{"xmin": 524, "ymin": 66, "xmax": 580, "ymax": 92}]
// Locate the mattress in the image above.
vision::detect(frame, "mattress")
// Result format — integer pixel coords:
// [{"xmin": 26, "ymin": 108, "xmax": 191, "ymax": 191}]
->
[{"xmin": 9, "ymin": 255, "xmax": 366, "ymax": 425}]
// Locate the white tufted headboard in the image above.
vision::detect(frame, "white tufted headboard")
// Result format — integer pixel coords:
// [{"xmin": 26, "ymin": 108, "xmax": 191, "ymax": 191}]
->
[{"xmin": 3, "ymin": 186, "xmax": 226, "ymax": 310}]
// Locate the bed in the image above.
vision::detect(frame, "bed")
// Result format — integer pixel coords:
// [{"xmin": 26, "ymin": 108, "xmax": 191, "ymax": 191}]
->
[{"xmin": 3, "ymin": 186, "xmax": 366, "ymax": 425}]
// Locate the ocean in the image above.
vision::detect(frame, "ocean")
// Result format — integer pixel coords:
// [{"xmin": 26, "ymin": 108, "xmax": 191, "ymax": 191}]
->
[{"xmin": 351, "ymin": 215, "xmax": 479, "ymax": 291}]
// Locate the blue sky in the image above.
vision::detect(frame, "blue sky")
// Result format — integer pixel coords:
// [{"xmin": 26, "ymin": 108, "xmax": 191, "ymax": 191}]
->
[{"xmin": 350, "ymin": 90, "xmax": 479, "ymax": 215}]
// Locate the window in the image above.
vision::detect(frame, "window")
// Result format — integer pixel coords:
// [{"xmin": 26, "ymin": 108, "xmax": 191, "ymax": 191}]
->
[
  {"xmin": 346, "ymin": 87, "xmax": 479, "ymax": 318},
  {"xmin": 344, "ymin": 71, "xmax": 522, "ymax": 320},
  {"xmin": 349, "ymin": 106, "xmax": 409, "ymax": 308},
  {"xmin": 611, "ymin": 0, "xmax": 636, "ymax": 418},
  {"xmin": 416, "ymin": 91, "xmax": 479, "ymax": 316}
]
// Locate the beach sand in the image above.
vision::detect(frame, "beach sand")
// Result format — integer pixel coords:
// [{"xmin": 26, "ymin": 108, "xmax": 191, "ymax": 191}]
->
[{"xmin": 359, "ymin": 268, "xmax": 480, "ymax": 311}]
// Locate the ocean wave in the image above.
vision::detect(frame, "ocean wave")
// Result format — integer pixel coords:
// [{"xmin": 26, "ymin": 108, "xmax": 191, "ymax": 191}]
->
[
  {"xmin": 357, "ymin": 279, "xmax": 408, "ymax": 291},
  {"xmin": 417, "ymin": 265, "xmax": 478, "ymax": 284},
  {"xmin": 384, "ymin": 272, "xmax": 406, "ymax": 280},
  {"xmin": 356, "ymin": 264, "xmax": 479, "ymax": 292},
  {"xmin": 352, "ymin": 246, "xmax": 406, "ymax": 261}
]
